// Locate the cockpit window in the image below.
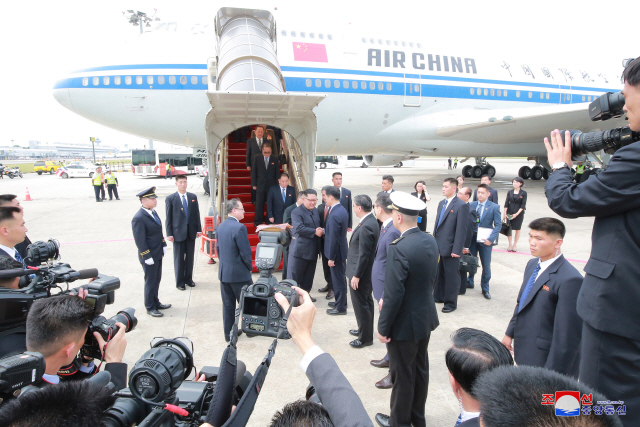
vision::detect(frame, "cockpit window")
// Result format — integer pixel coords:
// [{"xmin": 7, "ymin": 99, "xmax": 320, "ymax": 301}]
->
[{"xmin": 167, "ymin": 23, "xmax": 177, "ymax": 31}]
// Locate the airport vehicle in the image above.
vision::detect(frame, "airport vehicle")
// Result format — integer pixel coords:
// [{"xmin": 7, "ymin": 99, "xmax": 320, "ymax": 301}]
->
[
  {"xmin": 131, "ymin": 149, "xmax": 204, "ymax": 177},
  {"xmin": 33, "ymin": 161, "xmax": 60, "ymax": 175},
  {"xmin": 6, "ymin": 167, "xmax": 23, "ymax": 179},
  {"xmin": 315, "ymin": 155, "xmax": 339, "ymax": 170},
  {"xmin": 57, "ymin": 164, "xmax": 96, "ymax": 179}
]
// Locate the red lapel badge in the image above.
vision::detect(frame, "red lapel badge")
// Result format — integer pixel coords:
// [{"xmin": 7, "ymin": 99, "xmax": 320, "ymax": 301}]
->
[{"xmin": 542, "ymin": 285, "xmax": 550, "ymax": 291}]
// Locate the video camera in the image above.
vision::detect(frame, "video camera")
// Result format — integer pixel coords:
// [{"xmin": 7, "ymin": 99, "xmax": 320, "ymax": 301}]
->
[
  {"xmin": 239, "ymin": 229, "xmax": 299, "ymax": 339},
  {"xmin": 0, "ymin": 352, "xmax": 45, "ymax": 402}
]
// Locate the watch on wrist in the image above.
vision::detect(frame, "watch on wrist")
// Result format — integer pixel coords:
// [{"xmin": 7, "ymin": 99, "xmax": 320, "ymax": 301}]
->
[{"xmin": 552, "ymin": 162, "xmax": 568, "ymax": 171}]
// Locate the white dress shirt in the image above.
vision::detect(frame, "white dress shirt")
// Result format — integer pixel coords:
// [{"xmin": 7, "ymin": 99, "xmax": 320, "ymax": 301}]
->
[
  {"xmin": 536, "ymin": 253, "xmax": 562, "ymax": 281},
  {"xmin": 401, "ymin": 226, "xmax": 418, "ymax": 236},
  {"xmin": 142, "ymin": 207, "xmax": 158, "ymax": 220},
  {"xmin": 382, "ymin": 217, "xmax": 393, "ymax": 228},
  {"xmin": 359, "ymin": 212, "xmax": 373, "ymax": 224},
  {"xmin": 0, "ymin": 243, "xmax": 17, "ymax": 260},
  {"xmin": 300, "ymin": 345, "xmax": 325, "ymax": 373}
]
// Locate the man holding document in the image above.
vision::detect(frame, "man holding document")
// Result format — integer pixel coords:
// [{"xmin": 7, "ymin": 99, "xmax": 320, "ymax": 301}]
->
[{"xmin": 468, "ymin": 184, "xmax": 502, "ymax": 300}]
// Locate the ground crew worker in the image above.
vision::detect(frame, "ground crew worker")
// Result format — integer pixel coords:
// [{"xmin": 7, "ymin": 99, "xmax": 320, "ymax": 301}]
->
[
  {"xmin": 575, "ymin": 161, "xmax": 585, "ymax": 183},
  {"xmin": 93, "ymin": 167, "xmax": 105, "ymax": 202},
  {"xmin": 105, "ymin": 170, "xmax": 120, "ymax": 200}
]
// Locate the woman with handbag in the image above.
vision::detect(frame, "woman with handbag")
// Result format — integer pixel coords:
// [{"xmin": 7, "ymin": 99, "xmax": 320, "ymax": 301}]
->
[
  {"xmin": 503, "ymin": 177, "xmax": 527, "ymax": 252},
  {"xmin": 411, "ymin": 180, "xmax": 430, "ymax": 232}
]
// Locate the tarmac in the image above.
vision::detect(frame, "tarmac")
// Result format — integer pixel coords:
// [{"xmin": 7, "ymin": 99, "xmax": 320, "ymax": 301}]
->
[{"xmin": 3, "ymin": 158, "xmax": 595, "ymax": 426}]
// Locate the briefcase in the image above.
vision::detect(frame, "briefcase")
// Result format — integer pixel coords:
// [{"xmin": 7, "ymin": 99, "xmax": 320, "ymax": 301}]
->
[
  {"xmin": 500, "ymin": 218, "xmax": 512, "ymax": 236},
  {"xmin": 459, "ymin": 254, "xmax": 479, "ymax": 274}
]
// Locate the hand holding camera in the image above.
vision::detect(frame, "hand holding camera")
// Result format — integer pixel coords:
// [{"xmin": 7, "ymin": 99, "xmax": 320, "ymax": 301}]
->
[
  {"xmin": 275, "ymin": 287, "xmax": 316, "ymax": 354},
  {"xmin": 93, "ymin": 321, "xmax": 127, "ymax": 363}
]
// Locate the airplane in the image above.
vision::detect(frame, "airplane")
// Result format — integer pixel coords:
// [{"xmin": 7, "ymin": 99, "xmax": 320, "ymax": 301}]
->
[{"xmin": 52, "ymin": 6, "xmax": 628, "ymax": 189}]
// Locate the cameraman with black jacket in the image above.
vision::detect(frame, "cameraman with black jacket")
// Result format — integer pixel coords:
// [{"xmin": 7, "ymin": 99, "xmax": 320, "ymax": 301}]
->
[{"xmin": 543, "ymin": 57, "xmax": 640, "ymax": 425}]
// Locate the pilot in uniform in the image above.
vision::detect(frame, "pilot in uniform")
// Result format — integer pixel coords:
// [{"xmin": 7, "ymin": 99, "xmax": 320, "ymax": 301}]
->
[{"xmin": 131, "ymin": 187, "xmax": 171, "ymax": 317}]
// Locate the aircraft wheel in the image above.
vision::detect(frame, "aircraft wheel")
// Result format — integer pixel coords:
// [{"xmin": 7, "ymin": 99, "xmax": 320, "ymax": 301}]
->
[
  {"xmin": 531, "ymin": 166, "xmax": 544, "ymax": 180},
  {"xmin": 483, "ymin": 164, "xmax": 496, "ymax": 178},
  {"xmin": 471, "ymin": 165, "xmax": 483, "ymax": 178},
  {"xmin": 518, "ymin": 166, "xmax": 532, "ymax": 179},
  {"xmin": 462, "ymin": 165, "xmax": 473, "ymax": 178},
  {"xmin": 542, "ymin": 168, "xmax": 550, "ymax": 180}
]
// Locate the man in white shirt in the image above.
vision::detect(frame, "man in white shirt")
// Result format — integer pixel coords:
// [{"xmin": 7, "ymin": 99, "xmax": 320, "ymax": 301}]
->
[{"xmin": 0, "ymin": 206, "xmax": 28, "ymax": 264}]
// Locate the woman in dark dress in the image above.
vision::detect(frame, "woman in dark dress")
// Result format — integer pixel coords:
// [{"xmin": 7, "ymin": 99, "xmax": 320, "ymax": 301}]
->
[
  {"xmin": 411, "ymin": 180, "xmax": 430, "ymax": 231},
  {"xmin": 503, "ymin": 177, "xmax": 527, "ymax": 252}
]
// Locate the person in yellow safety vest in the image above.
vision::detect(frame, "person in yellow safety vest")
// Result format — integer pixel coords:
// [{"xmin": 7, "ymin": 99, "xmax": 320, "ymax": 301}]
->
[
  {"xmin": 92, "ymin": 167, "xmax": 106, "ymax": 202},
  {"xmin": 575, "ymin": 162, "xmax": 586, "ymax": 183},
  {"xmin": 105, "ymin": 170, "xmax": 120, "ymax": 201}
]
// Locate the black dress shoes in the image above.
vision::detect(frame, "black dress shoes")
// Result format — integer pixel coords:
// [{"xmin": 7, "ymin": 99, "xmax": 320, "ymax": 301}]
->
[
  {"xmin": 349, "ymin": 329, "xmax": 360, "ymax": 337},
  {"xmin": 326, "ymin": 308, "xmax": 346, "ymax": 315},
  {"xmin": 157, "ymin": 303, "xmax": 172, "ymax": 310},
  {"xmin": 328, "ymin": 301, "xmax": 336, "ymax": 308},
  {"xmin": 375, "ymin": 413, "xmax": 391, "ymax": 427},
  {"xmin": 310, "ymin": 296, "xmax": 317, "ymax": 302},
  {"xmin": 370, "ymin": 358, "xmax": 390, "ymax": 368},
  {"xmin": 147, "ymin": 309, "xmax": 163, "ymax": 317},
  {"xmin": 483, "ymin": 291, "xmax": 492, "ymax": 299},
  {"xmin": 442, "ymin": 306, "xmax": 456, "ymax": 313},
  {"xmin": 349, "ymin": 339, "xmax": 372, "ymax": 348},
  {"xmin": 466, "ymin": 282, "xmax": 474, "ymax": 289},
  {"xmin": 375, "ymin": 373, "xmax": 393, "ymax": 389},
  {"xmin": 318, "ymin": 285, "xmax": 330, "ymax": 293},
  {"xmin": 326, "ymin": 289, "xmax": 334, "ymax": 300},
  {"xmin": 186, "ymin": 282, "xmax": 196, "ymax": 287},
  {"xmin": 433, "ymin": 299, "xmax": 444, "ymax": 303},
  {"xmin": 177, "ymin": 285, "xmax": 186, "ymax": 291}
]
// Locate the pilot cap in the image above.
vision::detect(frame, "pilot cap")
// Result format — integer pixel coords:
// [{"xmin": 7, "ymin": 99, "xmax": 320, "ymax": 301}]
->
[
  {"xmin": 136, "ymin": 187, "xmax": 158, "ymax": 199},
  {"xmin": 389, "ymin": 191, "xmax": 426, "ymax": 216}
]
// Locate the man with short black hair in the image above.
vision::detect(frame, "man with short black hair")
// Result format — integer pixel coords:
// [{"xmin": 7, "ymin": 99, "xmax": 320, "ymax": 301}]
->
[
  {"xmin": 267, "ymin": 172, "xmax": 296, "ymax": 224},
  {"xmin": 251, "ymin": 143, "xmax": 280, "ymax": 226},
  {"xmin": 503, "ymin": 217, "xmax": 583, "ymax": 378},
  {"xmin": 474, "ymin": 365, "xmax": 622, "ymax": 427},
  {"xmin": 316, "ymin": 188, "xmax": 334, "ymax": 299},
  {"xmin": 282, "ymin": 191, "xmax": 304, "ymax": 280},
  {"xmin": 270, "ymin": 400, "xmax": 334, "ymax": 427},
  {"xmin": 445, "ymin": 328, "xmax": 514, "ymax": 426},
  {"xmin": 378, "ymin": 175, "xmax": 395, "ymax": 196},
  {"xmin": 332, "ymin": 172, "xmax": 353, "ymax": 231},
  {"xmin": 288, "ymin": 189, "xmax": 322, "ymax": 298},
  {"xmin": 0, "ymin": 256, "xmax": 22, "ymax": 289},
  {"xmin": 324, "ymin": 186, "xmax": 349, "ymax": 315},
  {"xmin": 0, "ymin": 207, "xmax": 28, "ymax": 265},
  {"xmin": 0, "ymin": 195, "xmax": 31, "ymax": 258},
  {"xmin": 457, "ymin": 187, "xmax": 478, "ymax": 296},
  {"xmin": 472, "ymin": 175, "xmax": 498, "ymax": 204}
]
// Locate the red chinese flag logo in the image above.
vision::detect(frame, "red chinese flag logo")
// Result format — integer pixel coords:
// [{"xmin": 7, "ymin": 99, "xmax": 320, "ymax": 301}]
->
[{"xmin": 293, "ymin": 42, "xmax": 328, "ymax": 62}]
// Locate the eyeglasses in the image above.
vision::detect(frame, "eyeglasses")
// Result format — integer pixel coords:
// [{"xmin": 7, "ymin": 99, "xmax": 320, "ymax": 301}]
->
[
  {"xmin": 234, "ymin": 208, "xmax": 245, "ymax": 211},
  {"xmin": 306, "ymin": 199, "xmax": 318, "ymax": 203}
]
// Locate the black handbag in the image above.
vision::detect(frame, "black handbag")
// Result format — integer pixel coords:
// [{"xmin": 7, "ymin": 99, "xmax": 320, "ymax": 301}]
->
[
  {"xmin": 459, "ymin": 254, "xmax": 479, "ymax": 274},
  {"xmin": 500, "ymin": 218, "xmax": 512, "ymax": 236}
]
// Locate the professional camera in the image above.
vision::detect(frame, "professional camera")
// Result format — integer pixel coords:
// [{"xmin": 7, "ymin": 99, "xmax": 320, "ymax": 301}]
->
[
  {"xmin": 239, "ymin": 229, "xmax": 299, "ymax": 339},
  {"xmin": 0, "ymin": 351, "xmax": 45, "ymax": 402},
  {"xmin": 81, "ymin": 308, "xmax": 138, "ymax": 359}
]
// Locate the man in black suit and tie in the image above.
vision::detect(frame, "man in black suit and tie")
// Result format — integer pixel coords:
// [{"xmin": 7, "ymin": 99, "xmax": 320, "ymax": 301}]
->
[
  {"xmin": 324, "ymin": 186, "xmax": 349, "ymax": 315},
  {"xmin": 331, "ymin": 172, "xmax": 353, "ymax": 231},
  {"xmin": 245, "ymin": 125, "xmax": 266, "ymax": 170},
  {"xmin": 376, "ymin": 191, "xmax": 439, "ymax": 427},
  {"xmin": 165, "ymin": 175, "xmax": 202, "ymax": 291},
  {"xmin": 502, "ymin": 218, "xmax": 583, "ymax": 377},
  {"xmin": 131, "ymin": 187, "xmax": 170, "ymax": 317},
  {"xmin": 216, "ymin": 198, "xmax": 254, "ymax": 342},
  {"xmin": 0, "ymin": 207, "xmax": 28, "ymax": 264},
  {"xmin": 456, "ymin": 187, "xmax": 479, "ymax": 296},
  {"xmin": 282, "ymin": 191, "xmax": 304, "ymax": 280},
  {"xmin": 251, "ymin": 143, "xmax": 280, "ymax": 226},
  {"xmin": 267, "ymin": 172, "xmax": 295, "ymax": 224},
  {"xmin": 472, "ymin": 175, "xmax": 499, "ymax": 204},
  {"xmin": 377, "ymin": 174, "xmax": 395, "ymax": 198},
  {"xmin": 288, "ymin": 189, "xmax": 322, "ymax": 298},
  {"xmin": 433, "ymin": 178, "xmax": 469, "ymax": 313},
  {"xmin": 317, "ymin": 188, "xmax": 334, "ymax": 300},
  {"xmin": 346, "ymin": 195, "xmax": 379, "ymax": 348},
  {"xmin": 0, "ymin": 195, "xmax": 31, "ymax": 259}
]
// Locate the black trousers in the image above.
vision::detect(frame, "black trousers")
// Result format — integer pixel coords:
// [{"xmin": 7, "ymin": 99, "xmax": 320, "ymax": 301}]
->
[
  {"xmin": 281, "ymin": 246, "xmax": 289, "ymax": 280},
  {"xmin": 141, "ymin": 257, "xmax": 162, "ymax": 311},
  {"xmin": 221, "ymin": 281, "xmax": 250, "ymax": 342},
  {"xmin": 254, "ymin": 189, "xmax": 268, "ymax": 225},
  {"xmin": 459, "ymin": 270, "xmax": 468, "ymax": 295},
  {"xmin": 580, "ymin": 323, "xmax": 640, "ymax": 426},
  {"xmin": 330, "ymin": 259, "xmax": 347, "ymax": 312},
  {"xmin": 173, "ymin": 238, "xmax": 196, "ymax": 287},
  {"xmin": 288, "ymin": 255, "xmax": 316, "ymax": 292},
  {"xmin": 93, "ymin": 185, "xmax": 103, "ymax": 201},
  {"xmin": 349, "ymin": 277, "xmax": 374, "ymax": 343},
  {"xmin": 107, "ymin": 184, "xmax": 119, "ymax": 200},
  {"xmin": 388, "ymin": 336, "xmax": 430, "ymax": 427},
  {"xmin": 433, "ymin": 256, "xmax": 461, "ymax": 310},
  {"xmin": 321, "ymin": 251, "xmax": 333, "ymax": 289}
]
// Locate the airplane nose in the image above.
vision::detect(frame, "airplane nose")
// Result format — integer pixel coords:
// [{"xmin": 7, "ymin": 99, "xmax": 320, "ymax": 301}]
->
[{"xmin": 53, "ymin": 79, "xmax": 74, "ymax": 112}]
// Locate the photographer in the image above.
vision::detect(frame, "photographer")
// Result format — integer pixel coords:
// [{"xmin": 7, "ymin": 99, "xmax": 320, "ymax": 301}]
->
[
  {"xmin": 272, "ymin": 287, "xmax": 372, "ymax": 427},
  {"xmin": 543, "ymin": 57, "xmax": 640, "ymax": 424},
  {"xmin": 0, "ymin": 257, "xmax": 28, "ymax": 357},
  {"xmin": 25, "ymin": 295, "xmax": 128, "ymax": 390}
]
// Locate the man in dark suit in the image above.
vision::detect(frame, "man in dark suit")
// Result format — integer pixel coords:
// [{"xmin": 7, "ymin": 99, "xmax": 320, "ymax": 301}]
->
[
  {"xmin": 0, "ymin": 195, "xmax": 31, "ymax": 259},
  {"xmin": 376, "ymin": 191, "xmax": 439, "ymax": 427},
  {"xmin": 0, "ymin": 206, "xmax": 28, "ymax": 264},
  {"xmin": 331, "ymin": 172, "xmax": 353, "ymax": 231},
  {"xmin": 324, "ymin": 186, "xmax": 349, "ymax": 315},
  {"xmin": 216, "ymin": 198, "xmax": 254, "ymax": 342},
  {"xmin": 317, "ymin": 188, "xmax": 334, "ymax": 300},
  {"xmin": 288, "ymin": 189, "xmax": 322, "ymax": 298},
  {"xmin": 346, "ymin": 195, "xmax": 379, "ymax": 348},
  {"xmin": 468, "ymin": 184, "xmax": 502, "ymax": 299},
  {"xmin": 165, "ymin": 175, "xmax": 202, "ymax": 291},
  {"xmin": 457, "ymin": 187, "xmax": 478, "ymax": 296},
  {"xmin": 251, "ymin": 143, "xmax": 280, "ymax": 226},
  {"xmin": 503, "ymin": 218, "xmax": 583, "ymax": 377},
  {"xmin": 131, "ymin": 187, "xmax": 170, "ymax": 317},
  {"xmin": 545, "ymin": 61, "xmax": 640, "ymax": 424},
  {"xmin": 472, "ymin": 175, "xmax": 499, "ymax": 204},
  {"xmin": 282, "ymin": 191, "xmax": 303, "ymax": 280},
  {"xmin": 267, "ymin": 172, "xmax": 295, "ymax": 224},
  {"xmin": 377, "ymin": 174, "xmax": 395, "ymax": 198},
  {"xmin": 370, "ymin": 194, "xmax": 401, "ymax": 389},
  {"xmin": 245, "ymin": 125, "xmax": 266, "ymax": 170},
  {"xmin": 433, "ymin": 178, "xmax": 469, "ymax": 313}
]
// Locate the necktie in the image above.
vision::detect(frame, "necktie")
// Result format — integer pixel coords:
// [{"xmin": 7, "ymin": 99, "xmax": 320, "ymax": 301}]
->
[
  {"xmin": 15, "ymin": 250, "xmax": 24, "ymax": 267},
  {"xmin": 437, "ymin": 200, "xmax": 448, "ymax": 228},
  {"xmin": 264, "ymin": 157, "xmax": 268, "ymax": 169},
  {"xmin": 477, "ymin": 203, "xmax": 484, "ymax": 220},
  {"xmin": 182, "ymin": 194, "xmax": 189, "ymax": 218},
  {"xmin": 519, "ymin": 263, "xmax": 541, "ymax": 312},
  {"xmin": 324, "ymin": 205, "xmax": 329, "ymax": 220},
  {"xmin": 282, "ymin": 187, "xmax": 286, "ymax": 202},
  {"xmin": 152, "ymin": 210, "xmax": 161, "ymax": 225}
]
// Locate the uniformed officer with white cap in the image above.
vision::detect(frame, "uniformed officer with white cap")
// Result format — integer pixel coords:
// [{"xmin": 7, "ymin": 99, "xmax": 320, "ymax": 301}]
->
[{"xmin": 375, "ymin": 191, "xmax": 440, "ymax": 427}]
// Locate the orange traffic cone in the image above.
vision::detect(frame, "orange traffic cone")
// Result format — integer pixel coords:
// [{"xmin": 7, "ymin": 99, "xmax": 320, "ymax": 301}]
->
[{"xmin": 24, "ymin": 188, "xmax": 32, "ymax": 201}]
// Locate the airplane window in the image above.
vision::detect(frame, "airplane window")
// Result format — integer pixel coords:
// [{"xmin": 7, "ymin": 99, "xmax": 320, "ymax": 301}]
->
[
  {"xmin": 386, "ymin": 40, "xmax": 391, "ymax": 45},
  {"xmin": 540, "ymin": 92, "xmax": 544, "ymax": 99},
  {"xmin": 378, "ymin": 39, "xmax": 383, "ymax": 45},
  {"xmin": 158, "ymin": 76, "xmax": 165, "ymax": 84},
  {"xmin": 301, "ymin": 32, "xmax": 306, "ymax": 38},
  {"xmin": 362, "ymin": 38, "xmax": 367, "ymax": 43},
  {"xmin": 409, "ymin": 42, "xmax": 414, "ymax": 47},
  {"xmin": 191, "ymin": 76, "xmax": 198, "ymax": 85},
  {"xmin": 378, "ymin": 82, "xmax": 383, "ymax": 90},
  {"xmin": 528, "ymin": 91, "xmax": 532, "ymax": 98},
  {"xmin": 82, "ymin": 77, "xmax": 88, "ymax": 86},
  {"xmin": 315, "ymin": 79, "xmax": 321, "ymax": 87},
  {"xmin": 370, "ymin": 38, "xmax": 375, "ymax": 44},
  {"xmin": 327, "ymin": 34, "xmax": 333, "ymax": 40},
  {"xmin": 470, "ymin": 88, "xmax": 475, "ymax": 95},
  {"xmin": 413, "ymin": 84, "xmax": 418, "ymax": 92},
  {"xmin": 343, "ymin": 80, "xmax": 349, "ymax": 89},
  {"xmin": 504, "ymin": 89, "xmax": 508, "ymax": 96},
  {"xmin": 334, "ymin": 80, "xmax": 340, "ymax": 88},
  {"xmin": 291, "ymin": 31, "xmax": 297, "ymax": 37},
  {"xmin": 281, "ymin": 30, "xmax": 287, "ymax": 36},
  {"xmin": 477, "ymin": 88, "xmax": 482, "ymax": 95},
  {"xmin": 417, "ymin": 43, "xmax": 422, "ymax": 48},
  {"xmin": 324, "ymin": 79, "xmax": 331, "ymax": 88},
  {"xmin": 516, "ymin": 91, "xmax": 520, "ymax": 98},
  {"xmin": 136, "ymin": 76, "xmax": 143, "ymax": 85},
  {"xmin": 319, "ymin": 34, "xmax": 324, "ymax": 39},
  {"xmin": 352, "ymin": 81, "xmax": 358, "ymax": 89},
  {"xmin": 361, "ymin": 81, "xmax": 366, "ymax": 90},
  {"xmin": 147, "ymin": 76, "xmax": 154, "ymax": 85},
  {"xmin": 202, "ymin": 76, "xmax": 207, "ymax": 85},
  {"xmin": 370, "ymin": 82, "xmax": 375, "ymax": 90},
  {"xmin": 484, "ymin": 89, "xmax": 488, "ymax": 96},
  {"xmin": 180, "ymin": 76, "xmax": 187, "ymax": 85},
  {"xmin": 125, "ymin": 76, "xmax": 132, "ymax": 85},
  {"xmin": 93, "ymin": 77, "xmax": 99, "ymax": 86},
  {"xmin": 310, "ymin": 33, "xmax": 315, "ymax": 39},
  {"xmin": 497, "ymin": 89, "xmax": 501, "ymax": 96},
  {"xmin": 546, "ymin": 93, "xmax": 550, "ymax": 99},
  {"xmin": 114, "ymin": 76, "xmax": 121, "ymax": 85},
  {"xmin": 306, "ymin": 79, "xmax": 312, "ymax": 87},
  {"xmin": 582, "ymin": 95, "xmax": 586, "ymax": 101},
  {"xmin": 103, "ymin": 76, "xmax": 110, "ymax": 85},
  {"xmin": 169, "ymin": 76, "xmax": 176, "ymax": 85},
  {"xmin": 387, "ymin": 83, "xmax": 392, "ymax": 91},
  {"xmin": 402, "ymin": 41, "xmax": 406, "ymax": 47},
  {"xmin": 490, "ymin": 89, "xmax": 494, "ymax": 96},
  {"xmin": 394, "ymin": 41, "xmax": 398, "ymax": 46}
]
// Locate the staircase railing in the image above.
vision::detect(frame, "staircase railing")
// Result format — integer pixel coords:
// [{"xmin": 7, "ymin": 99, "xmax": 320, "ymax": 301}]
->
[
  {"xmin": 217, "ymin": 137, "xmax": 228, "ymax": 221},
  {"xmin": 282, "ymin": 132, "xmax": 308, "ymax": 191}
]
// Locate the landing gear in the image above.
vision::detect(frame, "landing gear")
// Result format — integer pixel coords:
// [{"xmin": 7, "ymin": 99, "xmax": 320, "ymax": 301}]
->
[
  {"xmin": 471, "ymin": 165, "xmax": 484, "ymax": 178},
  {"xmin": 543, "ymin": 168, "xmax": 550, "ymax": 180},
  {"xmin": 393, "ymin": 162, "xmax": 403, "ymax": 168},
  {"xmin": 518, "ymin": 166, "xmax": 532, "ymax": 179},
  {"xmin": 483, "ymin": 164, "xmax": 496, "ymax": 178},
  {"xmin": 531, "ymin": 166, "xmax": 544, "ymax": 180},
  {"xmin": 462, "ymin": 165, "xmax": 473, "ymax": 178},
  {"xmin": 466, "ymin": 157, "xmax": 495, "ymax": 179}
]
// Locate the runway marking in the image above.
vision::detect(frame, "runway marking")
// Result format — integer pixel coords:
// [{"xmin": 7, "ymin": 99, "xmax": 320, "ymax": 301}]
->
[
  {"xmin": 62, "ymin": 238, "xmax": 134, "ymax": 245},
  {"xmin": 494, "ymin": 248, "xmax": 587, "ymax": 264}
]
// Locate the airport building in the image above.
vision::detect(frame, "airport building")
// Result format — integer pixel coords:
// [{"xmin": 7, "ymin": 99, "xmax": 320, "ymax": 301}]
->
[{"xmin": 0, "ymin": 141, "xmax": 129, "ymax": 160}]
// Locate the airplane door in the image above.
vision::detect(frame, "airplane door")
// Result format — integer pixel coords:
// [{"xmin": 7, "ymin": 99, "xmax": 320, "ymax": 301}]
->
[
  {"xmin": 404, "ymin": 74, "xmax": 421, "ymax": 107},
  {"xmin": 560, "ymin": 86, "xmax": 573, "ymax": 105}
]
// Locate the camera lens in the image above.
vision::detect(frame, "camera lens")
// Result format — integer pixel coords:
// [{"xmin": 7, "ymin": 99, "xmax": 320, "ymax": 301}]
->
[{"xmin": 111, "ymin": 307, "xmax": 137, "ymax": 332}]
